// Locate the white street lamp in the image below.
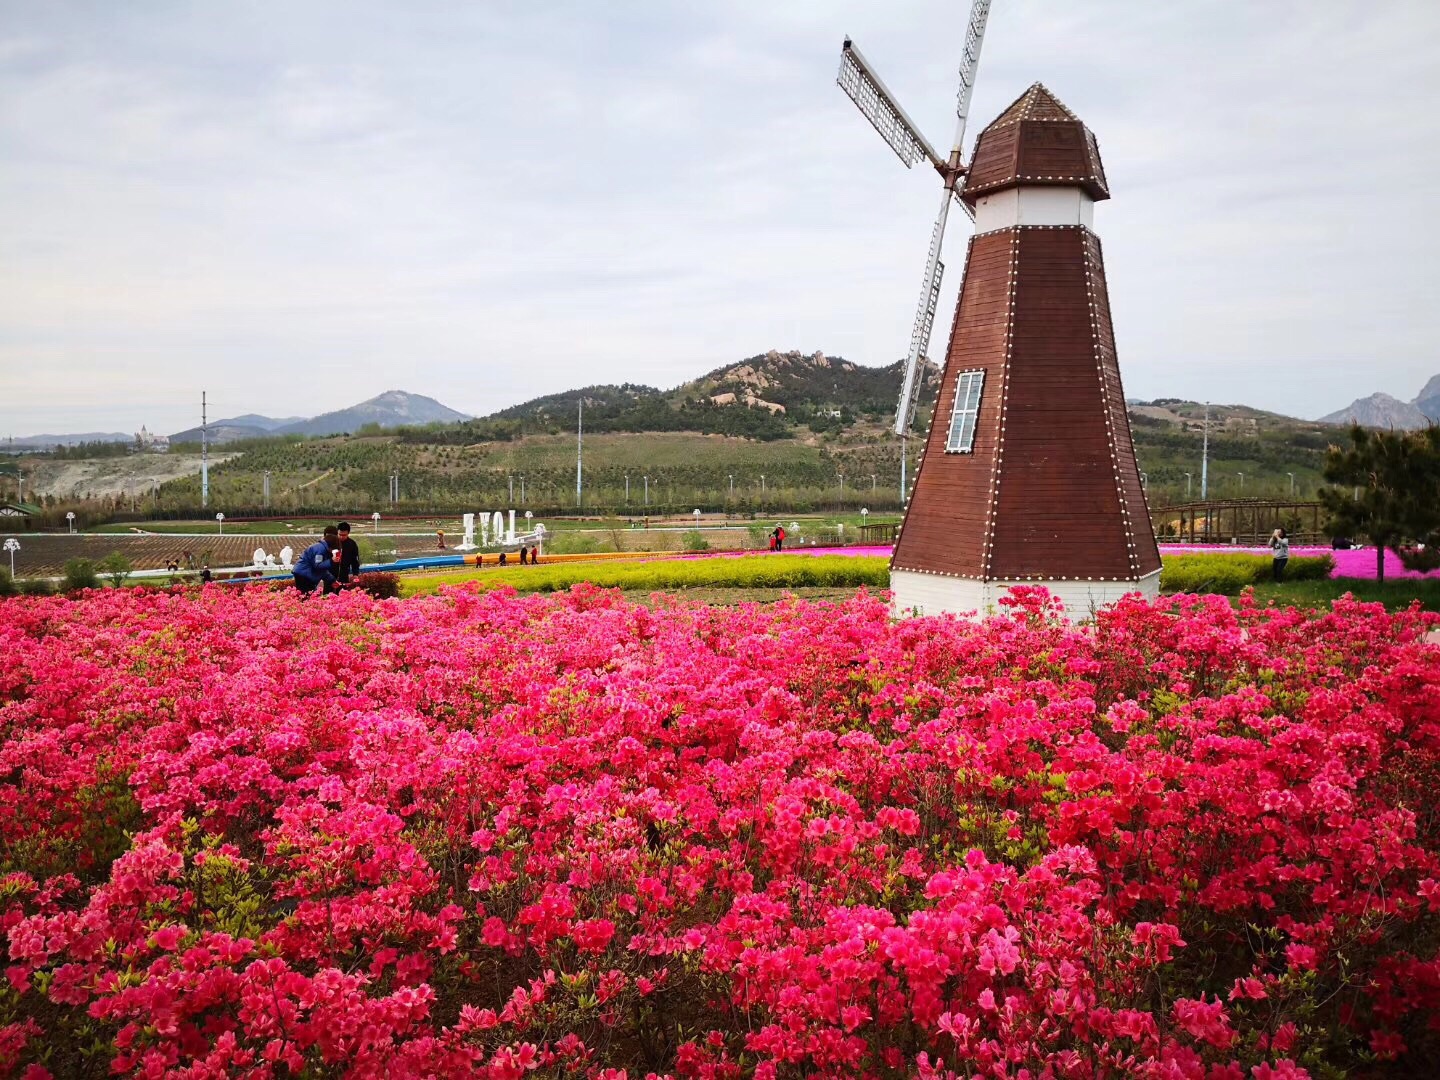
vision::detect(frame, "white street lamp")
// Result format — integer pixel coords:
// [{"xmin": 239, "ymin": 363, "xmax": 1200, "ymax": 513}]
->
[
  {"xmin": 1237, "ymin": 472, "xmax": 1245, "ymax": 492},
  {"xmin": 66, "ymin": 511, "xmax": 75, "ymax": 534},
  {"xmin": 3, "ymin": 538, "xmax": 17, "ymax": 578},
  {"xmin": 1287, "ymin": 472, "xmax": 1295, "ymax": 495},
  {"xmin": 861, "ymin": 507, "xmax": 869, "ymax": 522},
  {"xmin": 216, "ymin": 512, "xmax": 225, "ymax": 536},
  {"xmin": 1183, "ymin": 472, "xmax": 1192, "ymax": 498},
  {"xmin": 525, "ymin": 510, "xmax": 533, "ymax": 531},
  {"xmin": 693, "ymin": 509, "xmax": 702, "ymax": 526},
  {"xmin": 372, "ymin": 511, "xmax": 381, "ymax": 535},
  {"xmin": 643, "ymin": 475, "xmax": 649, "ymax": 506}
]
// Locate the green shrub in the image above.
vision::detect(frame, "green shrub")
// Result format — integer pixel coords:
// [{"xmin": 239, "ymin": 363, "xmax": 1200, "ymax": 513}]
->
[
  {"xmin": 1161, "ymin": 552, "xmax": 1333, "ymax": 595},
  {"xmin": 98, "ymin": 551, "xmax": 134, "ymax": 588},
  {"xmin": 19, "ymin": 578, "xmax": 55, "ymax": 597},
  {"xmin": 0, "ymin": 568, "xmax": 15, "ymax": 598},
  {"xmin": 1397, "ymin": 546, "xmax": 1440, "ymax": 573},
  {"xmin": 543, "ymin": 531, "xmax": 605, "ymax": 555},
  {"xmin": 356, "ymin": 572, "xmax": 401, "ymax": 600},
  {"xmin": 682, "ymin": 529, "xmax": 710, "ymax": 552},
  {"xmin": 403, "ymin": 554, "xmax": 891, "ymax": 598},
  {"xmin": 62, "ymin": 558, "xmax": 100, "ymax": 593}
]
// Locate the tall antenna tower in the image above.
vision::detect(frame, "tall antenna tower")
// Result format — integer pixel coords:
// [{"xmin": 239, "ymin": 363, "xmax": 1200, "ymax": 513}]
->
[
  {"xmin": 201, "ymin": 390, "xmax": 209, "ymax": 509},
  {"xmin": 837, "ymin": 0, "xmax": 994, "ymax": 504}
]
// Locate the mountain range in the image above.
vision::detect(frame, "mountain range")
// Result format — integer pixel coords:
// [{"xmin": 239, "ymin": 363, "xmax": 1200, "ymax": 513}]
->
[
  {"xmin": 1317, "ymin": 375, "xmax": 1440, "ymax": 430},
  {"xmin": 170, "ymin": 391, "xmax": 468, "ymax": 443}
]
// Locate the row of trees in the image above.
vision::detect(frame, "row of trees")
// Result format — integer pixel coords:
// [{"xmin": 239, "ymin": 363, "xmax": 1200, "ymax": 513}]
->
[{"xmin": 1321, "ymin": 425, "xmax": 1440, "ymax": 582}]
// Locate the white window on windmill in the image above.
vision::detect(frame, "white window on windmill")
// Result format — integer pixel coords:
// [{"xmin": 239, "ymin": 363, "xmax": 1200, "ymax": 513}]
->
[{"xmin": 945, "ymin": 370, "xmax": 985, "ymax": 453}]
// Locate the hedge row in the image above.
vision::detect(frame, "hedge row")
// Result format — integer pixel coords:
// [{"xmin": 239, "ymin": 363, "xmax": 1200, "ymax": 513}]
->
[
  {"xmin": 1160, "ymin": 552, "xmax": 1334, "ymax": 594},
  {"xmin": 401, "ymin": 554, "xmax": 890, "ymax": 597}
]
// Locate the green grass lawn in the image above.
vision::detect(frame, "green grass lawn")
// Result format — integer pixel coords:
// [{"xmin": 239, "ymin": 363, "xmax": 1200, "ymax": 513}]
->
[{"xmin": 1243, "ymin": 578, "xmax": 1440, "ymax": 612}]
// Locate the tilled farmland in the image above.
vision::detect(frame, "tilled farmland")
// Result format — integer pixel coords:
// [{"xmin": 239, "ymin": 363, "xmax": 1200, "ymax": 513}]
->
[{"xmin": 1, "ymin": 533, "xmax": 453, "ymax": 578}]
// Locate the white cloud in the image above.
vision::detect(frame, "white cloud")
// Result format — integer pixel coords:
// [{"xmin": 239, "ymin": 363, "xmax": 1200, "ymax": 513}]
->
[{"xmin": 0, "ymin": 0, "xmax": 1437, "ymax": 436}]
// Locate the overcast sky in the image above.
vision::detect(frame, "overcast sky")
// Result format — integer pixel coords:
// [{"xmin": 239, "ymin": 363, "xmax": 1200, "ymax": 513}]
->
[{"xmin": 2, "ymin": 0, "xmax": 1437, "ymax": 437}]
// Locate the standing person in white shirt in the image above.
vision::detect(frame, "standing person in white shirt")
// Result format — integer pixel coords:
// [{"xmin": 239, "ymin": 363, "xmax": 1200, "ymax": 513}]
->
[{"xmin": 1270, "ymin": 528, "xmax": 1290, "ymax": 582}]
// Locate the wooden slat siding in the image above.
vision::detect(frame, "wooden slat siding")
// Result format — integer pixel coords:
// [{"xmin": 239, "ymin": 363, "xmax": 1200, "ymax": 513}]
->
[
  {"xmin": 989, "ymin": 228, "xmax": 1136, "ymax": 580},
  {"xmin": 1018, "ymin": 121, "xmax": 1088, "ymax": 178},
  {"xmin": 1085, "ymin": 232, "xmax": 1162, "ymax": 575},
  {"xmin": 1083, "ymin": 128, "xmax": 1109, "ymax": 194},
  {"xmin": 892, "ymin": 231, "xmax": 1016, "ymax": 578},
  {"xmin": 965, "ymin": 124, "xmax": 1020, "ymax": 194},
  {"xmin": 963, "ymin": 118, "xmax": 1109, "ymax": 203}
]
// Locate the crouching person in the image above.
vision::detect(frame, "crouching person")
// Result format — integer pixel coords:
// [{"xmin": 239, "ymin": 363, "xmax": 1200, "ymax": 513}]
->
[{"xmin": 294, "ymin": 526, "xmax": 342, "ymax": 596}]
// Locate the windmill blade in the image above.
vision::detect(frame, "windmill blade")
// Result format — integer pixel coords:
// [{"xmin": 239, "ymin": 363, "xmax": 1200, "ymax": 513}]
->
[
  {"xmin": 951, "ymin": 0, "xmax": 993, "ymax": 153},
  {"xmin": 894, "ymin": 191, "xmax": 955, "ymax": 437},
  {"xmin": 837, "ymin": 39, "xmax": 943, "ymax": 171}
]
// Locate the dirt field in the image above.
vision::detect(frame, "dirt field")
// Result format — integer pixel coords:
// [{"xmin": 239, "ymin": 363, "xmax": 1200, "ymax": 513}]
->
[
  {"xmin": 20, "ymin": 454, "xmax": 238, "ymax": 500},
  {"xmin": 3, "ymin": 532, "xmax": 454, "ymax": 578}
]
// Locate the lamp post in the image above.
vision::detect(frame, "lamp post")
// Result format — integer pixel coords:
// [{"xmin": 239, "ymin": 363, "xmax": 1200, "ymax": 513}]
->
[
  {"xmin": 508, "ymin": 474, "xmax": 514, "ymax": 504},
  {"xmin": 1287, "ymin": 472, "xmax": 1295, "ymax": 496},
  {"xmin": 371, "ymin": 511, "xmax": 381, "ymax": 535},
  {"xmin": 693, "ymin": 509, "xmax": 702, "ymax": 529},
  {"xmin": 66, "ymin": 511, "xmax": 75, "ymax": 534},
  {"xmin": 643, "ymin": 475, "xmax": 649, "ymax": 506},
  {"xmin": 728, "ymin": 474, "xmax": 734, "ymax": 498},
  {"xmin": 1183, "ymin": 472, "xmax": 1192, "ymax": 498},
  {"xmin": 525, "ymin": 510, "xmax": 533, "ymax": 532},
  {"xmin": 625, "ymin": 475, "xmax": 630, "ymax": 504},
  {"xmin": 263, "ymin": 470, "xmax": 271, "ymax": 510},
  {"xmin": 1237, "ymin": 472, "xmax": 1245, "ymax": 492},
  {"xmin": 1140, "ymin": 472, "xmax": 1147, "ymax": 490},
  {"xmin": 216, "ymin": 512, "xmax": 224, "ymax": 536},
  {"xmin": 3, "ymin": 538, "xmax": 17, "ymax": 578},
  {"xmin": 870, "ymin": 474, "xmax": 876, "ymax": 492},
  {"xmin": 760, "ymin": 474, "xmax": 766, "ymax": 497},
  {"xmin": 520, "ymin": 475, "xmax": 525, "ymax": 504}
]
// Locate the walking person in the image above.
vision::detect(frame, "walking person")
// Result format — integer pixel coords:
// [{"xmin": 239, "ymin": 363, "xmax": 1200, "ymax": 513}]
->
[
  {"xmin": 335, "ymin": 522, "xmax": 361, "ymax": 586},
  {"xmin": 293, "ymin": 527, "xmax": 342, "ymax": 596},
  {"xmin": 1270, "ymin": 527, "xmax": 1290, "ymax": 583},
  {"xmin": 774, "ymin": 524, "xmax": 786, "ymax": 552}
]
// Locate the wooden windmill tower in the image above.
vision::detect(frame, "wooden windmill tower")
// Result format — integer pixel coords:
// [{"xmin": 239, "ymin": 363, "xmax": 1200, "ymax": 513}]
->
[{"xmin": 837, "ymin": 10, "xmax": 1160, "ymax": 618}]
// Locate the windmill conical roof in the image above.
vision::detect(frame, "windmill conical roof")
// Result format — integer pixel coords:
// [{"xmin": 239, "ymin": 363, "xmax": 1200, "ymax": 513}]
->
[
  {"xmin": 961, "ymin": 82, "xmax": 1109, "ymax": 204},
  {"xmin": 983, "ymin": 82, "xmax": 1081, "ymax": 128}
]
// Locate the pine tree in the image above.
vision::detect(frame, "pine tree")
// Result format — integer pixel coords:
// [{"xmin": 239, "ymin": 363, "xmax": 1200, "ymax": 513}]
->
[{"xmin": 1319, "ymin": 425, "xmax": 1440, "ymax": 582}]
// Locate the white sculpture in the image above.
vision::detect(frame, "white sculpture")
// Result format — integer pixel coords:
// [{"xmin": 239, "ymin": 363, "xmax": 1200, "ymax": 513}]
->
[
  {"xmin": 459, "ymin": 513, "xmax": 476, "ymax": 551},
  {"xmin": 279, "ymin": 546, "xmax": 294, "ymax": 569},
  {"xmin": 252, "ymin": 547, "xmax": 267, "ymax": 568}
]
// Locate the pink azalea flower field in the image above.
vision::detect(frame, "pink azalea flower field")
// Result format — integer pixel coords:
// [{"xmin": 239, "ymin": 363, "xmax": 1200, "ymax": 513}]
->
[{"xmin": 2, "ymin": 583, "xmax": 1439, "ymax": 1078}]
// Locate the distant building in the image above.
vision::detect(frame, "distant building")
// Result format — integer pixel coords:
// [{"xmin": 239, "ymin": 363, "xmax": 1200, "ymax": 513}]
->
[{"xmin": 135, "ymin": 426, "xmax": 170, "ymax": 453}]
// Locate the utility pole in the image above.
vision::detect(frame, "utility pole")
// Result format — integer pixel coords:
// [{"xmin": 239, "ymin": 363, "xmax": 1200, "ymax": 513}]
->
[
  {"xmin": 1200, "ymin": 401, "xmax": 1210, "ymax": 500},
  {"xmin": 1184, "ymin": 472, "xmax": 1192, "ymax": 498},
  {"xmin": 643, "ymin": 475, "xmax": 649, "ymax": 506},
  {"xmin": 263, "ymin": 470, "xmax": 271, "ymax": 510},
  {"xmin": 201, "ymin": 391, "xmax": 209, "ymax": 509},
  {"xmin": 575, "ymin": 400, "xmax": 583, "ymax": 508},
  {"xmin": 625, "ymin": 475, "xmax": 630, "ymax": 504},
  {"xmin": 520, "ymin": 475, "xmax": 525, "ymax": 503},
  {"xmin": 508, "ymin": 474, "xmax": 513, "ymax": 503}
]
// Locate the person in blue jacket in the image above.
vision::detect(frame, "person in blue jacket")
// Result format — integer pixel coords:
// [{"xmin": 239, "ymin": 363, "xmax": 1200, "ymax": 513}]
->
[{"xmin": 293, "ymin": 526, "xmax": 341, "ymax": 596}]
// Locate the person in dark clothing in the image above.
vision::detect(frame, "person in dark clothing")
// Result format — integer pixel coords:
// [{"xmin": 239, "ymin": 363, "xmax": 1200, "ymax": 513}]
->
[
  {"xmin": 335, "ymin": 522, "xmax": 362, "ymax": 585},
  {"xmin": 498, "ymin": 551, "xmax": 507, "ymax": 566},
  {"xmin": 294, "ymin": 527, "xmax": 341, "ymax": 596},
  {"xmin": 519, "ymin": 545, "xmax": 528, "ymax": 565}
]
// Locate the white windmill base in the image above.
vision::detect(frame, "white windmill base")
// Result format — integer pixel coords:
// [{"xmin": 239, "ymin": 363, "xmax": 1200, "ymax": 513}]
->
[{"xmin": 890, "ymin": 568, "xmax": 1160, "ymax": 622}]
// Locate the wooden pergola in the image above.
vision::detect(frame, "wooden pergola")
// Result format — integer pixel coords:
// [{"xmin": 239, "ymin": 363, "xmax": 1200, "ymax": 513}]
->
[{"xmin": 1154, "ymin": 499, "xmax": 1328, "ymax": 545}]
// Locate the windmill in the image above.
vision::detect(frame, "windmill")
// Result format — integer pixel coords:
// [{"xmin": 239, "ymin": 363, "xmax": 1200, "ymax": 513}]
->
[{"xmin": 836, "ymin": 0, "xmax": 993, "ymax": 502}]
